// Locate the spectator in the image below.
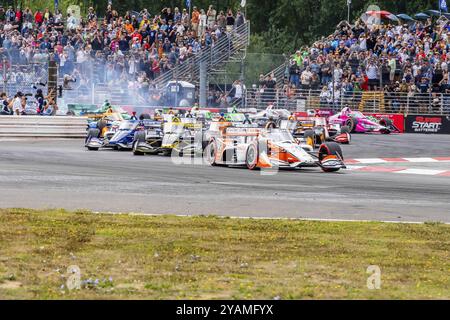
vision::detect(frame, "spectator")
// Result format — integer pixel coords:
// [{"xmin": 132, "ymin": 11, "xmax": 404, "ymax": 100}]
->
[
  {"xmin": 207, "ymin": 5, "xmax": 216, "ymax": 29},
  {"xmin": 198, "ymin": 9, "xmax": 207, "ymax": 39},
  {"xmin": 0, "ymin": 3, "xmax": 244, "ymax": 109},
  {"xmin": 366, "ymin": 60, "xmax": 379, "ymax": 90},
  {"xmin": 12, "ymin": 91, "xmax": 23, "ymax": 115},
  {"xmin": 235, "ymin": 10, "xmax": 245, "ymax": 28},
  {"xmin": 226, "ymin": 9, "xmax": 235, "ymax": 32},
  {"xmin": 0, "ymin": 92, "xmax": 12, "ymax": 115},
  {"xmin": 191, "ymin": 7, "xmax": 200, "ymax": 37},
  {"xmin": 231, "ymin": 79, "xmax": 246, "ymax": 105}
]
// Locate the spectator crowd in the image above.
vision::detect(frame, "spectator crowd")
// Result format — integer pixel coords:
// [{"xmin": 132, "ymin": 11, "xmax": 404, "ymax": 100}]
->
[
  {"xmin": 259, "ymin": 15, "xmax": 450, "ymax": 113},
  {"xmin": 0, "ymin": 3, "xmax": 246, "ymax": 113}
]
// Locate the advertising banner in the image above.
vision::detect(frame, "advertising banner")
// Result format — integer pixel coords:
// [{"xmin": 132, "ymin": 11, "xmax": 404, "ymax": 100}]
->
[{"xmin": 405, "ymin": 115, "xmax": 450, "ymax": 134}]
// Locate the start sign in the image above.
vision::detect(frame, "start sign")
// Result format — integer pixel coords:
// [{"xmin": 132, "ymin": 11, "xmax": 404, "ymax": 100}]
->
[{"xmin": 405, "ymin": 115, "xmax": 450, "ymax": 134}]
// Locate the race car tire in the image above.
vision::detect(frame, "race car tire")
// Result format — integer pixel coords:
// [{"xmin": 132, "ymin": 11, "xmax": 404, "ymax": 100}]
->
[
  {"xmin": 87, "ymin": 146, "xmax": 99, "ymax": 151},
  {"xmin": 132, "ymin": 141, "xmax": 144, "ymax": 156},
  {"xmin": 318, "ymin": 142, "xmax": 343, "ymax": 173},
  {"xmin": 265, "ymin": 121, "xmax": 277, "ymax": 130},
  {"xmin": 379, "ymin": 118, "xmax": 392, "ymax": 134},
  {"xmin": 345, "ymin": 118, "xmax": 357, "ymax": 133},
  {"xmin": 246, "ymin": 143, "xmax": 259, "ymax": 170},
  {"xmin": 87, "ymin": 128, "xmax": 100, "ymax": 139},
  {"xmin": 85, "ymin": 128, "xmax": 100, "ymax": 146},
  {"xmin": 206, "ymin": 140, "xmax": 218, "ymax": 166},
  {"xmin": 379, "ymin": 118, "xmax": 392, "ymax": 127},
  {"xmin": 275, "ymin": 118, "xmax": 283, "ymax": 128},
  {"xmin": 202, "ymin": 140, "xmax": 209, "ymax": 151},
  {"xmin": 319, "ymin": 142, "xmax": 343, "ymax": 161},
  {"xmin": 340, "ymin": 126, "xmax": 350, "ymax": 134},
  {"xmin": 140, "ymin": 113, "xmax": 151, "ymax": 120},
  {"xmin": 304, "ymin": 130, "xmax": 315, "ymax": 148}
]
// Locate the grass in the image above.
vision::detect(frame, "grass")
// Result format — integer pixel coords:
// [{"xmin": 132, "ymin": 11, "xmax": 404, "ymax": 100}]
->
[{"xmin": 0, "ymin": 209, "xmax": 448, "ymax": 299}]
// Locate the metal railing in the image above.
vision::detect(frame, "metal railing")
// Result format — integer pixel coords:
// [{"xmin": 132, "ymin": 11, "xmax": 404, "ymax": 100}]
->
[
  {"xmin": 244, "ymin": 88, "xmax": 450, "ymax": 115},
  {"xmin": 153, "ymin": 21, "xmax": 251, "ymax": 88},
  {"xmin": 264, "ymin": 59, "xmax": 288, "ymax": 85},
  {"xmin": 1, "ymin": 62, "xmax": 49, "ymax": 96}
]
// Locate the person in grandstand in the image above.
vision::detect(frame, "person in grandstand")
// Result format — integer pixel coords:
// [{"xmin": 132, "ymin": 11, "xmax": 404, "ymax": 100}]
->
[
  {"xmin": 42, "ymin": 89, "xmax": 57, "ymax": 116},
  {"xmin": 0, "ymin": 92, "xmax": 12, "ymax": 115},
  {"xmin": 12, "ymin": 92, "xmax": 24, "ymax": 115},
  {"xmin": 35, "ymin": 89, "xmax": 45, "ymax": 115}
]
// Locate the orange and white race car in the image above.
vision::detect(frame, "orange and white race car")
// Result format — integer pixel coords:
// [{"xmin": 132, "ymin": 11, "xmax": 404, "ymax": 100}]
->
[{"xmin": 205, "ymin": 124, "xmax": 346, "ymax": 172}]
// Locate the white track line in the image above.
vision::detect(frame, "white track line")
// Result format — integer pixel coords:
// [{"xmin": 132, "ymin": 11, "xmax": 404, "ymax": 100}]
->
[
  {"xmin": 346, "ymin": 157, "xmax": 450, "ymax": 164},
  {"xmin": 92, "ymin": 211, "xmax": 449, "ymax": 225},
  {"xmin": 352, "ymin": 158, "xmax": 388, "ymax": 164},
  {"xmin": 396, "ymin": 169, "xmax": 448, "ymax": 175},
  {"xmin": 402, "ymin": 157, "xmax": 440, "ymax": 163}
]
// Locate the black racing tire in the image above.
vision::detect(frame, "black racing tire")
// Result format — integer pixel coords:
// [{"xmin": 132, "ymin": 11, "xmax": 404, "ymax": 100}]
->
[
  {"xmin": 246, "ymin": 143, "xmax": 259, "ymax": 170},
  {"xmin": 318, "ymin": 142, "xmax": 343, "ymax": 172},
  {"xmin": 85, "ymin": 128, "xmax": 100, "ymax": 145},
  {"xmin": 87, "ymin": 128, "xmax": 100, "ymax": 138},
  {"xmin": 318, "ymin": 141, "xmax": 343, "ymax": 162},
  {"xmin": 345, "ymin": 118, "xmax": 357, "ymax": 133},
  {"xmin": 275, "ymin": 118, "xmax": 283, "ymax": 128},
  {"xmin": 379, "ymin": 118, "xmax": 392, "ymax": 134},
  {"xmin": 265, "ymin": 121, "xmax": 277, "ymax": 129},
  {"xmin": 87, "ymin": 146, "xmax": 99, "ymax": 151},
  {"xmin": 206, "ymin": 140, "xmax": 218, "ymax": 166},
  {"xmin": 140, "ymin": 113, "xmax": 151, "ymax": 120},
  {"xmin": 340, "ymin": 126, "xmax": 350, "ymax": 134},
  {"xmin": 132, "ymin": 141, "xmax": 144, "ymax": 156},
  {"xmin": 202, "ymin": 139, "xmax": 209, "ymax": 151},
  {"xmin": 304, "ymin": 130, "xmax": 316, "ymax": 148},
  {"xmin": 379, "ymin": 118, "xmax": 392, "ymax": 127}
]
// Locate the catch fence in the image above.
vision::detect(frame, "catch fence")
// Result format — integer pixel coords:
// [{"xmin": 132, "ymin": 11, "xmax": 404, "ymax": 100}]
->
[
  {"xmin": 244, "ymin": 88, "xmax": 450, "ymax": 115},
  {"xmin": 0, "ymin": 61, "xmax": 50, "ymax": 96}
]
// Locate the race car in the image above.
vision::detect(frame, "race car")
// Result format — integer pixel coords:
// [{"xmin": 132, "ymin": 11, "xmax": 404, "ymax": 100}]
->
[
  {"xmin": 328, "ymin": 107, "xmax": 399, "ymax": 134},
  {"xmin": 85, "ymin": 120, "xmax": 140, "ymax": 151},
  {"xmin": 159, "ymin": 115, "xmax": 204, "ymax": 156},
  {"xmin": 205, "ymin": 125, "xmax": 346, "ymax": 172},
  {"xmin": 249, "ymin": 105, "xmax": 291, "ymax": 122},
  {"xmin": 279, "ymin": 118, "xmax": 351, "ymax": 147},
  {"xmin": 132, "ymin": 120, "xmax": 164, "ymax": 155}
]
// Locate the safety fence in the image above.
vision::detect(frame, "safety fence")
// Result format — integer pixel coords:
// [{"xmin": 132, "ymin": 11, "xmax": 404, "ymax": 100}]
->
[
  {"xmin": 0, "ymin": 116, "xmax": 86, "ymax": 139},
  {"xmin": 152, "ymin": 20, "xmax": 251, "ymax": 88},
  {"xmin": 0, "ymin": 62, "xmax": 50, "ymax": 96},
  {"xmin": 244, "ymin": 88, "xmax": 450, "ymax": 115}
]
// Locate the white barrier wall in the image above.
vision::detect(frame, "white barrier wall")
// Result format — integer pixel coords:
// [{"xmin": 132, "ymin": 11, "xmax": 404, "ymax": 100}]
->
[{"xmin": 0, "ymin": 116, "xmax": 87, "ymax": 138}]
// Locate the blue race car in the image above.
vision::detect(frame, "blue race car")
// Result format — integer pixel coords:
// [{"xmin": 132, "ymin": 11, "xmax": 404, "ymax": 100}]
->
[{"xmin": 86, "ymin": 120, "xmax": 139, "ymax": 151}]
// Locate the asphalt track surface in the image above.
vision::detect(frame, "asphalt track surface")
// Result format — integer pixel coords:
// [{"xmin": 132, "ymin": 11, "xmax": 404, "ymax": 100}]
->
[{"xmin": 0, "ymin": 134, "xmax": 449, "ymax": 223}]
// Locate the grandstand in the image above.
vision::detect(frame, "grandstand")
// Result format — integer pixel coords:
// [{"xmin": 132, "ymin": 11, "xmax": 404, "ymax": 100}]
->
[{"xmin": 252, "ymin": 9, "xmax": 450, "ymax": 114}]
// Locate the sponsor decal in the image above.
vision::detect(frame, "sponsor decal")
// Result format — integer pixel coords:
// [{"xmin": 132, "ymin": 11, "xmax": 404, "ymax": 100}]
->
[{"xmin": 405, "ymin": 115, "xmax": 450, "ymax": 134}]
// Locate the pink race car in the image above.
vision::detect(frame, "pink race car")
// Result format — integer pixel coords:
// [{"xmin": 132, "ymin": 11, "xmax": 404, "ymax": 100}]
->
[{"xmin": 328, "ymin": 107, "xmax": 399, "ymax": 134}]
